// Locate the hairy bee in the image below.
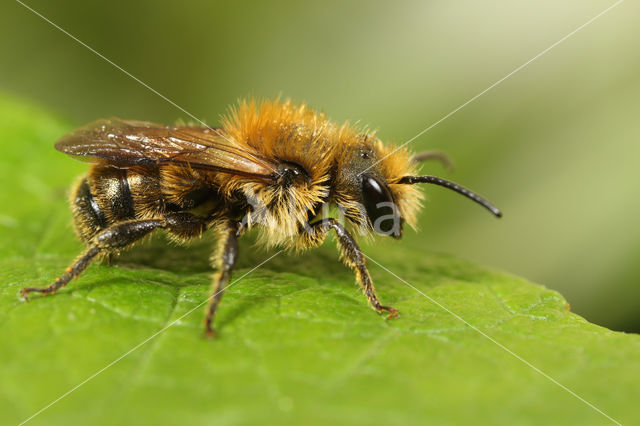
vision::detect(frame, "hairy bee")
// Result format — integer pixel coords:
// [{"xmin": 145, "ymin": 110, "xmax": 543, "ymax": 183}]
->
[{"xmin": 21, "ymin": 99, "xmax": 501, "ymax": 337}]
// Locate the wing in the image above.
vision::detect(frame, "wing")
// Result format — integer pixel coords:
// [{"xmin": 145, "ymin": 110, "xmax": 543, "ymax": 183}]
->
[{"xmin": 55, "ymin": 118, "xmax": 279, "ymax": 181}]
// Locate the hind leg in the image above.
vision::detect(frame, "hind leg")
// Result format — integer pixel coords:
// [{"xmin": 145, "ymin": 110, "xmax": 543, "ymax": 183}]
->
[
  {"xmin": 22, "ymin": 212, "xmax": 210, "ymax": 299},
  {"xmin": 21, "ymin": 219, "xmax": 165, "ymax": 299}
]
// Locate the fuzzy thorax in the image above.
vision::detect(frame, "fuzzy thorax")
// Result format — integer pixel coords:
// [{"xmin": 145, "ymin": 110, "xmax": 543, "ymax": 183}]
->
[{"xmin": 213, "ymin": 99, "xmax": 422, "ymax": 247}]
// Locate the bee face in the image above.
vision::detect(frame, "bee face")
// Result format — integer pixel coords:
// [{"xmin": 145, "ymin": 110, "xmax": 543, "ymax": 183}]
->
[{"xmin": 334, "ymin": 137, "xmax": 421, "ymax": 239}]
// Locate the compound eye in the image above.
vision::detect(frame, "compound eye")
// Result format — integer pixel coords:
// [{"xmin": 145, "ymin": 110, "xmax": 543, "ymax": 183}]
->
[{"xmin": 361, "ymin": 175, "xmax": 402, "ymax": 238}]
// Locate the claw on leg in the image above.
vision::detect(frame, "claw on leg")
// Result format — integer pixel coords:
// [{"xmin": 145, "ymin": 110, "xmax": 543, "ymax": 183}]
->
[
  {"xmin": 379, "ymin": 305, "xmax": 399, "ymax": 319},
  {"xmin": 21, "ymin": 285, "xmax": 56, "ymax": 301},
  {"xmin": 204, "ymin": 320, "xmax": 218, "ymax": 339},
  {"xmin": 20, "ymin": 287, "xmax": 31, "ymax": 301},
  {"xmin": 203, "ymin": 310, "xmax": 218, "ymax": 339}
]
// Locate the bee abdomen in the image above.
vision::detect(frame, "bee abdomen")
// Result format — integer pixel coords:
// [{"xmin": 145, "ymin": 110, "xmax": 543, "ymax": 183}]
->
[
  {"xmin": 71, "ymin": 165, "xmax": 168, "ymax": 244},
  {"xmin": 70, "ymin": 176, "xmax": 109, "ymax": 243},
  {"xmin": 86, "ymin": 166, "xmax": 137, "ymax": 223},
  {"xmin": 72, "ymin": 166, "xmax": 141, "ymax": 242}
]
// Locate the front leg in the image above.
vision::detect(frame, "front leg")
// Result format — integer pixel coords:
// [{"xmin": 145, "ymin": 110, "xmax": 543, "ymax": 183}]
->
[
  {"xmin": 308, "ymin": 219, "xmax": 398, "ymax": 319},
  {"xmin": 204, "ymin": 221, "xmax": 240, "ymax": 338}
]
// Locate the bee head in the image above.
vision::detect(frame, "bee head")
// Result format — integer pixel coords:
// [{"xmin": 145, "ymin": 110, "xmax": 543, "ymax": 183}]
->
[
  {"xmin": 336, "ymin": 135, "xmax": 501, "ymax": 239},
  {"xmin": 334, "ymin": 140, "xmax": 418, "ymax": 239}
]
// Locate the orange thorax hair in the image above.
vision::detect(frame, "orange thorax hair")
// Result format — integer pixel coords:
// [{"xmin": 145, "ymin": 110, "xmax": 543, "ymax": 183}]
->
[{"xmin": 213, "ymin": 99, "xmax": 422, "ymax": 246}]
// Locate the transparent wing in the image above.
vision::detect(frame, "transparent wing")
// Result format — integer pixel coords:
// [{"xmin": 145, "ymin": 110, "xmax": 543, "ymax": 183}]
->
[{"xmin": 55, "ymin": 118, "xmax": 278, "ymax": 181}]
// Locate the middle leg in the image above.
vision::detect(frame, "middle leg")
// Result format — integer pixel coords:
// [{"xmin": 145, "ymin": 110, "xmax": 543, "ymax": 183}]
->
[{"xmin": 204, "ymin": 221, "xmax": 240, "ymax": 338}]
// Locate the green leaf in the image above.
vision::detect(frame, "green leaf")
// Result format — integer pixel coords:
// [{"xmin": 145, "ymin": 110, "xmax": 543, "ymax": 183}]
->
[{"xmin": 1, "ymin": 94, "xmax": 638, "ymax": 426}]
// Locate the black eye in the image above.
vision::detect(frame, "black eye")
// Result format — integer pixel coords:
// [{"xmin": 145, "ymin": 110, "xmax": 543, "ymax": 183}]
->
[{"xmin": 361, "ymin": 175, "xmax": 403, "ymax": 238}]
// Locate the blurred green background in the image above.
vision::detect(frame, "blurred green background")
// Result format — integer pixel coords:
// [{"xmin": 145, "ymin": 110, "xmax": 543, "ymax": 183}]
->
[{"xmin": 1, "ymin": 0, "xmax": 638, "ymax": 332}]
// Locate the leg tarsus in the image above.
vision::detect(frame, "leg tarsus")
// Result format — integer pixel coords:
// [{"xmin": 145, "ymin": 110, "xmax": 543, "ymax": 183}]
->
[
  {"xmin": 203, "ymin": 221, "xmax": 240, "ymax": 337},
  {"xmin": 21, "ymin": 246, "xmax": 101, "ymax": 300}
]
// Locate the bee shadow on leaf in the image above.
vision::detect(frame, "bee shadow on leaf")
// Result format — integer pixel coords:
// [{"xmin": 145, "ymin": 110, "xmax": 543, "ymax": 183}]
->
[
  {"xmin": 110, "ymin": 231, "xmax": 355, "ymax": 331},
  {"xmin": 113, "ymin": 230, "xmax": 351, "ymax": 281}
]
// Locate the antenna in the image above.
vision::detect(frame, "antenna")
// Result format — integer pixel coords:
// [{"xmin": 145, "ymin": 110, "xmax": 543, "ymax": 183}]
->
[{"xmin": 398, "ymin": 175, "xmax": 502, "ymax": 217}]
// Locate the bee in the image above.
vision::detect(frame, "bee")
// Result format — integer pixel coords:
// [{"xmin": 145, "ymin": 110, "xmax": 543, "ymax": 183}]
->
[{"xmin": 21, "ymin": 99, "xmax": 501, "ymax": 337}]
